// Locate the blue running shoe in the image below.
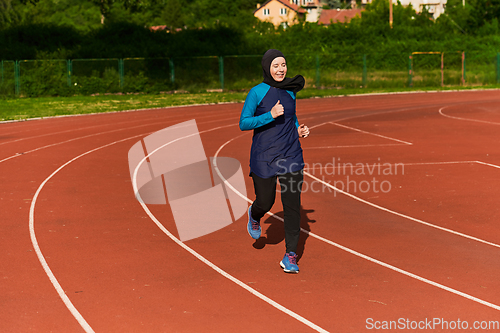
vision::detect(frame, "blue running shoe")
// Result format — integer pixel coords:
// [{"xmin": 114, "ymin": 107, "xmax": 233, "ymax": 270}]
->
[
  {"xmin": 247, "ymin": 205, "xmax": 261, "ymax": 239},
  {"xmin": 280, "ymin": 252, "xmax": 299, "ymax": 273}
]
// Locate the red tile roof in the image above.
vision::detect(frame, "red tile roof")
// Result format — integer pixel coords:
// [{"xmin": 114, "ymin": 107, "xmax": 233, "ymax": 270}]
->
[
  {"xmin": 150, "ymin": 26, "xmax": 183, "ymax": 32},
  {"xmin": 150, "ymin": 25, "xmax": 168, "ymax": 31},
  {"xmin": 318, "ymin": 9, "xmax": 363, "ymax": 24},
  {"xmin": 255, "ymin": 0, "xmax": 306, "ymax": 14},
  {"xmin": 278, "ymin": 0, "xmax": 307, "ymax": 13}
]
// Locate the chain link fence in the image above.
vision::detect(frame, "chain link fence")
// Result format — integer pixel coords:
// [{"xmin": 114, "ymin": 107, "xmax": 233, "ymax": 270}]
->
[{"xmin": 1, "ymin": 52, "xmax": 499, "ymax": 97}]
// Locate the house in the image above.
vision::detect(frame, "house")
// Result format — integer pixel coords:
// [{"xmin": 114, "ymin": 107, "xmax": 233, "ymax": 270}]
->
[
  {"xmin": 149, "ymin": 26, "xmax": 183, "ymax": 33},
  {"xmin": 318, "ymin": 8, "xmax": 363, "ymax": 25},
  {"xmin": 362, "ymin": 0, "xmax": 447, "ymax": 18},
  {"xmin": 399, "ymin": 0, "xmax": 447, "ymax": 18},
  {"xmin": 254, "ymin": 0, "xmax": 446, "ymax": 27},
  {"xmin": 150, "ymin": 25, "xmax": 168, "ymax": 31},
  {"xmin": 254, "ymin": 0, "xmax": 322, "ymax": 27},
  {"xmin": 299, "ymin": 0, "xmax": 323, "ymax": 22}
]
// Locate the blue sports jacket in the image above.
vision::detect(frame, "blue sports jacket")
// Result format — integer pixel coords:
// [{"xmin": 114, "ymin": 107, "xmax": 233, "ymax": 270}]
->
[{"xmin": 239, "ymin": 83, "xmax": 304, "ymax": 178}]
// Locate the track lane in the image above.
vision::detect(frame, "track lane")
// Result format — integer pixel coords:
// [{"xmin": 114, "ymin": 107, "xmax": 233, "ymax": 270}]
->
[{"xmin": 2, "ymin": 90, "xmax": 500, "ymax": 332}]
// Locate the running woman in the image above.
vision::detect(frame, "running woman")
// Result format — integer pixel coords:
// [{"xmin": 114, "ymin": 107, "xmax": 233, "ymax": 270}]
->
[{"xmin": 239, "ymin": 49, "xmax": 310, "ymax": 273}]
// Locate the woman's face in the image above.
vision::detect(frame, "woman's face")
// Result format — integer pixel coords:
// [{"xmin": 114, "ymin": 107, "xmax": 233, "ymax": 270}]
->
[{"xmin": 270, "ymin": 57, "xmax": 287, "ymax": 82}]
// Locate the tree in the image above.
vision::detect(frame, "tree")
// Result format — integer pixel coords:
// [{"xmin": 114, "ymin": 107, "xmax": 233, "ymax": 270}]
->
[
  {"xmin": 467, "ymin": 0, "xmax": 500, "ymax": 31},
  {"xmin": 90, "ymin": 0, "xmax": 112, "ymax": 24},
  {"xmin": 161, "ymin": 0, "xmax": 184, "ymax": 31},
  {"xmin": 185, "ymin": 0, "xmax": 260, "ymax": 27},
  {"xmin": 435, "ymin": 0, "xmax": 470, "ymax": 34},
  {"xmin": 0, "ymin": 0, "xmax": 21, "ymax": 28},
  {"xmin": 18, "ymin": 0, "xmax": 159, "ymax": 24},
  {"xmin": 327, "ymin": 0, "xmax": 342, "ymax": 9}
]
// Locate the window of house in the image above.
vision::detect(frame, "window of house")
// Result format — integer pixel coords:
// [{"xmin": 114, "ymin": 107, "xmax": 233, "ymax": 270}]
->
[
  {"xmin": 263, "ymin": 8, "xmax": 270, "ymax": 15},
  {"xmin": 280, "ymin": 8, "xmax": 287, "ymax": 15},
  {"xmin": 292, "ymin": 0, "xmax": 299, "ymax": 4}
]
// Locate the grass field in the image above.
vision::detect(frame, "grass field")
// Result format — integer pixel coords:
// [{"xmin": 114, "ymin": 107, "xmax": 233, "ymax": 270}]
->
[{"xmin": 1, "ymin": 85, "xmax": 499, "ymax": 122}]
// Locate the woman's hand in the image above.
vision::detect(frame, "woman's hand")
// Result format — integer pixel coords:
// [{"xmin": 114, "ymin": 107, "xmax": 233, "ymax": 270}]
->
[
  {"xmin": 271, "ymin": 100, "xmax": 284, "ymax": 118},
  {"xmin": 298, "ymin": 124, "xmax": 310, "ymax": 138}
]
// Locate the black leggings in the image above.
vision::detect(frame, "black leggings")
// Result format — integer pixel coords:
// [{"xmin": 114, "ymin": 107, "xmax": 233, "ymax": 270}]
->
[{"xmin": 250, "ymin": 170, "xmax": 303, "ymax": 253}]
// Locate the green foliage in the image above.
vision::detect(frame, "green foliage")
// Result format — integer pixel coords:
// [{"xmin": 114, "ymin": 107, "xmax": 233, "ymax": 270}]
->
[
  {"xmin": 161, "ymin": 0, "xmax": 185, "ymax": 30},
  {"xmin": 436, "ymin": 0, "xmax": 470, "ymax": 34},
  {"xmin": 184, "ymin": 0, "xmax": 260, "ymax": 27},
  {"xmin": 0, "ymin": 22, "xmax": 82, "ymax": 59},
  {"xmin": 10, "ymin": 0, "xmax": 101, "ymax": 32},
  {"xmin": 17, "ymin": 60, "xmax": 69, "ymax": 97},
  {"xmin": 76, "ymin": 21, "xmax": 167, "ymax": 58},
  {"xmin": 0, "ymin": 0, "xmax": 21, "ymax": 29},
  {"xmin": 468, "ymin": 0, "xmax": 500, "ymax": 31},
  {"xmin": 1, "ymin": 58, "xmax": 176, "ymax": 97},
  {"xmin": 328, "ymin": 0, "xmax": 342, "ymax": 9},
  {"xmin": 2, "ymin": 0, "xmax": 500, "ymax": 97}
]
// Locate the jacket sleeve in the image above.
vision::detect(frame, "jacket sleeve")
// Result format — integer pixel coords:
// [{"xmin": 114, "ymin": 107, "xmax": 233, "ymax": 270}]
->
[
  {"xmin": 290, "ymin": 91, "xmax": 299, "ymax": 129},
  {"xmin": 239, "ymin": 89, "xmax": 274, "ymax": 131}
]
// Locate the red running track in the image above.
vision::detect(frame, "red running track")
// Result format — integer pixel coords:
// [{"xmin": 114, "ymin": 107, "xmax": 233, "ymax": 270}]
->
[{"xmin": 1, "ymin": 90, "xmax": 500, "ymax": 332}]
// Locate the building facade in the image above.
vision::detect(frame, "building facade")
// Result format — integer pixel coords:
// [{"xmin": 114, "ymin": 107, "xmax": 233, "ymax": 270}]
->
[
  {"xmin": 254, "ymin": 0, "xmax": 446, "ymax": 27},
  {"xmin": 254, "ymin": 0, "xmax": 324, "ymax": 27}
]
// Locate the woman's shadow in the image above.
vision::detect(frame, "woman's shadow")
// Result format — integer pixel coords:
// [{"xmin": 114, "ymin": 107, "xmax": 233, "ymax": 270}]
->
[{"xmin": 252, "ymin": 206, "xmax": 315, "ymax": 261}]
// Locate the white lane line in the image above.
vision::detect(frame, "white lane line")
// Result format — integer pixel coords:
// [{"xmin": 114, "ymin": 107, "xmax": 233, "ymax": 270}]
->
[
  {"xmin": 296, "ymin": 223, "xmax": 500, "ymax": 311},
  {"xmin": 28, "ymin": 136, "xmax": 147, "ymax": 333},
  {"xmin": 303, "ymin": 160, "xmax": 477, "ymax": 172},
  {"xmin": 29, "ymin": 123, "xmax": 243, "ymax": 333},
  {"xmin": 439, "ymin": 107, "xmax": 500, "ymax": 125},
  {"xmin": 231, "ymin": 109, "xmax": 498, "ymax": 251},
  {"xmin": 24, "ymin": 102, "xmax": 500, "ymax": 332},
  {"xmin": 0, "ymin": 105, "xmax": 228, "ymax": 146},
  {"xmin": 397, "ymin": 161, "xmax": 476, "ymax": 166},
  {"xmin": 476, "ymin": 161, "xmax": 500, "ymax": 169},
  {"xmin": 301, "ymin": 110, "xmax": 415, "ymax": 150},
  {"xmin": 0, "ymin": 120, "xmax": 132, "ymax": 147},
  {"xmin": 304, "ymin": 171, "xmax": 500, "ymax": 249},
  {"xmin": 29, "ymin": 120, "xmax": 243, "ymax": 332},
  {"xmin": 212, "ymin": 134, "xmax": 252, "ymax": 204},
  {"xmin": 304, "ymin": 143, "xmax": 404, "ymax": 149},
  {"xmin": 0, "ymin": 115, "xmax": 238, "ymax": 164},
  {"xmin": 132, "ymin": 127, "xmax": 329, "ymax": 333},
  {"xmin": 328, "ymin": 122, "xmax": 413, "ymax": 145},
  {"xmin": 0, "ymin": 126, "xmax": 154, "ymax": 164},
  {"xmin": 306, "ymin": 107, "xmax": 417, "ymax": 131},
  {"xmin": 400, "ymin": 161, "xmax": 500, "ymax": 170},
  {"xmin": 138, "ymin": 207, "xmax": 329, "ymax": 332},
  {"xmin": 213, "ymin": 136, "xmax": 500, "ymax": 313}
]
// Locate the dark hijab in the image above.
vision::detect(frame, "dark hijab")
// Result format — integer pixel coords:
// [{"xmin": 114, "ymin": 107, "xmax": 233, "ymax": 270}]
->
[{"xmin": 261, "ymin": 49, "xmax": 305, "ymax": 93}]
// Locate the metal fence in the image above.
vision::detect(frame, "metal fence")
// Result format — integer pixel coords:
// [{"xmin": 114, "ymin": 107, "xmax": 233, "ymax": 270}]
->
[{"xmin": 1, "ymin": 52, "xmax": 499, "ymax": 97}]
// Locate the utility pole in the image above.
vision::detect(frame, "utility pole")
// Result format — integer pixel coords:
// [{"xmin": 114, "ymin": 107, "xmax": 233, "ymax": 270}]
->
[{"xmin": 389, "ymin": 0, "xmax": 393, "ymax": 28}]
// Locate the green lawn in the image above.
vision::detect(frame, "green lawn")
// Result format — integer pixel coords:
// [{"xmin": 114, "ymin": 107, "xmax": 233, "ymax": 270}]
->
[{"xmin": 1, "ymin": 86, "xmax": 498, "ymax": 122}]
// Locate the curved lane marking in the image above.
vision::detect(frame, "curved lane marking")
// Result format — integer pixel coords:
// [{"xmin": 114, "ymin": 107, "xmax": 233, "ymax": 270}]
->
[
  {"xmin": 25, "ymin": 100, "xmax": 500, "ymax": 332},
  {"xmin": 0, "ymin": 104, "xmax": 233, "ymax": 146},
  {"xmin": 439, "ymin": 106, "xmax": 500, "ymax": 125},
  {"xmin": 476, "ymin": 161, "xmax": 500, "ymax": 169},
  {"xmin": 132, "ymin": 126, "xmax": 329, "ymax": 333},
  {"xmin": 0, "ymin": 115, "xmax": 237, "ymax": 164},
  {"xmin": 328, "ymin": 122, "xmax": 413, "ymax": 145},
  {"xmin": 215, "ymin": 139, "xmax": 500, "ymax": 312},
  {"xmin": 213, "ymin": 112, "xmax": 500, "ymax": 312},
  {"xmin": 30, "ymin": 123, "xmax": 328, "ymax": 333},
  {"xmin": 28, "ymin": 135, "xmax": 149, "ymax": 333}
]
